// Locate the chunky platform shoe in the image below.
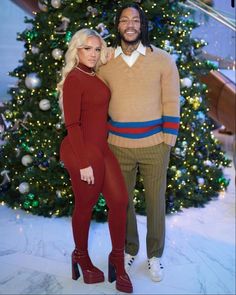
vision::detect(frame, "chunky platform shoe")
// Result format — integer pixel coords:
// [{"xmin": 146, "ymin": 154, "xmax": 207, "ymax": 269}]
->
[
  {"xmin": 72, "ymin": 249, "xmax": 104, "ymax": 284},
  {"xmin": 108, "ymin": 250, "xmax": 133, "ymax": 293}
]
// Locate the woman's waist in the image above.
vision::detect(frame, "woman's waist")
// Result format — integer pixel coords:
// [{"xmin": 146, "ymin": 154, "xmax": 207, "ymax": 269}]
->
[{"xmin": 61, "ymin": 135, "xmax": 109, "ymax": 153}]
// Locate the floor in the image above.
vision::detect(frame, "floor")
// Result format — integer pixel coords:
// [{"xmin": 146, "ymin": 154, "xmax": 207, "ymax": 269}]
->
[{"xmin": 0, "ymin": 130, "xmax": 235, "ymax": 295}]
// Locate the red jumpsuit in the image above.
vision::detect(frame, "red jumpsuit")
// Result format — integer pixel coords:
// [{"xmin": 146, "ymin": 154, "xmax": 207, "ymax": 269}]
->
[{"xmin": 60, "ymin": 64, "xmax": 128, "ymax": 253}]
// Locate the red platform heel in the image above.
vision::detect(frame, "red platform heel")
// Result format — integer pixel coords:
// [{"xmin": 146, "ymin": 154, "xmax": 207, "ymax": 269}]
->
[
  {"xmin": 108, "ymin": 251, "xmax": 133, "ymax": 293},
  {"xmin": 72, "ymin": 249, "xmax": 104, "ymax": 284}
]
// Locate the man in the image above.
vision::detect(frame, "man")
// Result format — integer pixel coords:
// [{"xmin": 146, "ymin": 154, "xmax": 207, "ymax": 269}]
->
[{"xmin": 98, "ymin": 3, "xmax": 180, "ymax": 282}]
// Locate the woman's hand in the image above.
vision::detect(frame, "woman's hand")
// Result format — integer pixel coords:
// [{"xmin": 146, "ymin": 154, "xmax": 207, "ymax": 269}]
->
[{"xmin": 80, "ymin": 166, "xmax": 94, "ymax": 184}]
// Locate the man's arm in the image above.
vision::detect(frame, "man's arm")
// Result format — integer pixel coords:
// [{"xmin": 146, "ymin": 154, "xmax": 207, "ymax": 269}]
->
[{"xmin": 161, "ymin": 56, "xmax": 180, "ymax": 146}]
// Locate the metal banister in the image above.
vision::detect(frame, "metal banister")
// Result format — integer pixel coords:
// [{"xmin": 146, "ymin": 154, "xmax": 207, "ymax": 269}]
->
[{"xmin": 185, "ymin": 0, "xmax": 235, "ymax": 31}]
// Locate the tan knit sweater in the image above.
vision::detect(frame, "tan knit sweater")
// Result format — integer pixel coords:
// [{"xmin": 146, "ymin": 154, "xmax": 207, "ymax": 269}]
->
[{"xmin": 98, "ymin": 45, "xmax": 180, "ymax": 148}]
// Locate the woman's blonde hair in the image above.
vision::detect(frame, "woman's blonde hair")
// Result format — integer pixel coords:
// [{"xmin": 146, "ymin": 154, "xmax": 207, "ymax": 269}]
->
[{"xmin": 57, "ymin": 28, "xmax": 108, "ymax": 118}]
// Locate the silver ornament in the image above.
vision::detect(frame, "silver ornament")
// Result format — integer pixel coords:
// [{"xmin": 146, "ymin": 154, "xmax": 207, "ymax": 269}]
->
[
  {"xmin": 39, "ymin": 99, "xmax": 51, "ymax": 111},
  {"xmin": 51, "ymin": 0, "xmax": 61, "ymax": 9},
  {"xmin": 180, "ymin": 77, "xmax": 192, "ymax": 88},
  {"xmin": 25, "ymin": 73, "xmax": 41, "ymax": 89},
  {"xmin": 198, "ymin": 177, "xmax": 205, "ymax": 186},
  {"xmin": 55, "ymin": 123, "xmax": 62, "ymax": 130},
  {"xmin": 52, "ymin": 48, "xmax": 63, "ymax": 60},
  {"xmin": 21, "ymin": 155, "xmax": 33, "ymax": 166},
  {"xmin": 31, "ymin": 46, "xmax": 40, "ymax": 54},
  {"xmin": 19, "ymin": 182, "xmax": 30, "ymax": 194}
]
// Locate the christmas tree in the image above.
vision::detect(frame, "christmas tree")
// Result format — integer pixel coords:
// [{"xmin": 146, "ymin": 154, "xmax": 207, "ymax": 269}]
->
[{"xmin": 0, "ymin": 0, "xmax": 231, "ymax": 220}]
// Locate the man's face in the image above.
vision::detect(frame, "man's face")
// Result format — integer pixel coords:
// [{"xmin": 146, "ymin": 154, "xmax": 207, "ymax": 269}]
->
[{"xmin": 118, "ymin": 7, "xmax": 141, "ymax": 44}]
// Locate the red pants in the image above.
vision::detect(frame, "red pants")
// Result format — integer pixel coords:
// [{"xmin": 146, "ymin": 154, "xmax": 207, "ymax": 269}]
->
[{"xmin": 60, "ymin": 138, "xmax": 128, "ymax": 252}]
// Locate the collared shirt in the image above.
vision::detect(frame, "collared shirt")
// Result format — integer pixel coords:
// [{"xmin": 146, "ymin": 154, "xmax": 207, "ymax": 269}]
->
[{"xmin": 114, "ymin": 42, "xmax": 146, "ymax": 67}]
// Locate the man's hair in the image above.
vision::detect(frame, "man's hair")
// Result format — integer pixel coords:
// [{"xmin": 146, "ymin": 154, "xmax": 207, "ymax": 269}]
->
[{"xmin": 114, "ymin": 2, "xmax": 152, "ymax": 49}]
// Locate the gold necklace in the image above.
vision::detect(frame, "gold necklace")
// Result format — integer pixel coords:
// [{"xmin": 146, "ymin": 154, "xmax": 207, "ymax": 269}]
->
[{"xmin": 75, "ymin": 66, "xmax": 96, "ymax": 76}]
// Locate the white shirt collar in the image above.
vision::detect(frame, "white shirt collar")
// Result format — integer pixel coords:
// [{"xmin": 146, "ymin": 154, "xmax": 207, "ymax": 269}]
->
[{"xmin": 115, "ymin": 42, "xmax": 146, "ymax": 58}]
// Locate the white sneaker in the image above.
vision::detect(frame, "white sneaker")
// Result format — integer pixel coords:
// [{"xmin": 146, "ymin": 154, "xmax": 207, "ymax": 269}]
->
[
  {"xmin": 147, "ymin": 257, "xmax": 164, "ymax": 282},
  {"xmin": 125, "ymin": 253, "xmax": 136, "ymax": 272}
]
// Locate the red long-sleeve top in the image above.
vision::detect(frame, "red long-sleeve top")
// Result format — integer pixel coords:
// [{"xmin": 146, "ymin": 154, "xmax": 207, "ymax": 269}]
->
[{"xmin": 62, "ymin": 64, "xmax": 111, "ymax": 169}]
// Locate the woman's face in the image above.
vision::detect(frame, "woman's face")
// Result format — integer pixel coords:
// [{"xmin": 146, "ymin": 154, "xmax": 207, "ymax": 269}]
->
[{"xmin": 77, "ymin": 36, "xmax": 102, "ymax": 68}]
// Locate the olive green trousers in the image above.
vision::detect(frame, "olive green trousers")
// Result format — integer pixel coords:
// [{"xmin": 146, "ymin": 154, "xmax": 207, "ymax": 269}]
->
[{"xmin": 109, "ymin": 142, "xmax": 171, "ymax": 258}]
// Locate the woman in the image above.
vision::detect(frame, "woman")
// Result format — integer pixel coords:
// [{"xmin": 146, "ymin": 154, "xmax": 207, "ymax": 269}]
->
[{"xmin": 57, "ymin": 28, "xmax": 133, "ymax": 293}]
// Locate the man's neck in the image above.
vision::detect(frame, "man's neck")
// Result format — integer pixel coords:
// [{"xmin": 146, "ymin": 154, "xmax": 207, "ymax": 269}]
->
[{"xmin": 121, "ymin": 41, "xmax": 140, "ymax": 56}]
